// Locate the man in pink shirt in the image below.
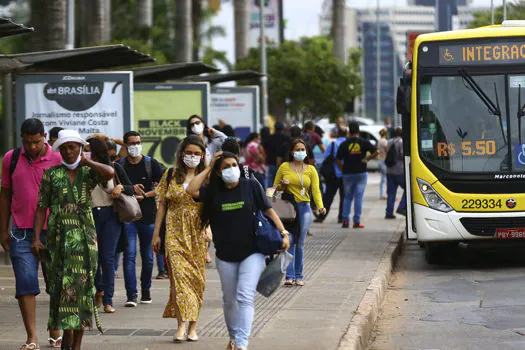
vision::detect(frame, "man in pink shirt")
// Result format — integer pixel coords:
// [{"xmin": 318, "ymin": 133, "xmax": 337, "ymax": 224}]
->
[{"xmin": 0, "ymin": 118, "xmax": 62, "ymax": 350}]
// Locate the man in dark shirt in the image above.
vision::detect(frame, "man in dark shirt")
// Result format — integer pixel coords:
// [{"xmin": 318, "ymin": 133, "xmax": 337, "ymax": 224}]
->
[
  {"xmin": 302, "ymin": 121, "xmax": 326, "ymax": 156},
  {"xmin": 119, "ymin": 131, "xmax": 163, "ymax": 307},
  {"xmin": 336, "ymin": 122, "xmax": 378, "ymax": 229},
  {"xmin": 262, "ymin": 122, "xmax": 291, "ymax": 187}
]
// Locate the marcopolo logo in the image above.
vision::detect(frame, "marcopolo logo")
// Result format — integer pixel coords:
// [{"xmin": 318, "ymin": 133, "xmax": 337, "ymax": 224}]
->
[
  {"xmin": 507, "ymin": 198, "xmax": 517, "ymax": 209},
  {"xmin": 44, "ymin": 82, "xmax": 104, "ymax": 111}
]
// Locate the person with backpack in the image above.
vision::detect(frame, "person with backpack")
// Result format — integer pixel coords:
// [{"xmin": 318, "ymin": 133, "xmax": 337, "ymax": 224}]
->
[
  {"xmin": 385, "ymin": 127, "xmax": 407, "ymax": 219},
  {"xmin": 336, "ymin": 122, "xmax": 378, "ymax": 229},
  {"xmin": 151, "ymin": 135, "xmax": 208, "ymax": 342},
  {"xmin": 0, "ymin": 118, "xmax": 62, "ymax": 350},
  {"xmin": 118, "ymin": 131, "xmax": 163, "ymax": 307},
  {"xmin": 315, "ymin": 127, "xmax": 347, "ymax": 223}
]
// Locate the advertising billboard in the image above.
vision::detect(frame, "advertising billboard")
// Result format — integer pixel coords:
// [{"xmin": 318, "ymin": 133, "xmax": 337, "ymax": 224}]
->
[
  {"xmin": 16, "ymin": 72, "xmax": 133, "ymax": 142},
  {"xmin": 248, "ymin": 0, "xmax": 281, "ymax": 48},
  {"xmin": 209, "ymin": 86, "xmax": 259, "ymax": 141},
  {"xmin": 134, "ymin": 83, "xmax": 210, "ymax": 167}
]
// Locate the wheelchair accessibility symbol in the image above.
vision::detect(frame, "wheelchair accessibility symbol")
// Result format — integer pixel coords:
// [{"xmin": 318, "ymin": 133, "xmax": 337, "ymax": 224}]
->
[
  {"xmin": 516, "ymin": 144, "xmax": 525, "ymax": 167},
  {"xmin": 443, "ymin": 49, "xmax": 454, "ymax": 62}
]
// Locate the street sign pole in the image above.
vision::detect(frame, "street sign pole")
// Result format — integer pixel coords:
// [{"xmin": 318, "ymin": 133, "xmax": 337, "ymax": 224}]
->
[{"xmin": 260, "ymin": 0, "xmax": 269, "ymax": 126}]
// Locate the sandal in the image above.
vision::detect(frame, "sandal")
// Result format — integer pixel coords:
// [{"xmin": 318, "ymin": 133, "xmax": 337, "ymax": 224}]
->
[
  {"xmin": 295, "ymin": 280, "xmax": 305, "ymax": 286},
  {"xmin": 284, "ymin": 279, "xmax": 294, "ymax": 286},
  {"xmin": 48, "ymin": 337, "xmax": 62, "ymax": 348},
  {"xmin": 20, "ymin": 343, "xmax": 39, "ymax": 350}
]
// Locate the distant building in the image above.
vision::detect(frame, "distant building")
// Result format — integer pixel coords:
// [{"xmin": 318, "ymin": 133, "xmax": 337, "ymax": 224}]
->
[{"xmin": 320, "ymin": 2, "xmax": 488, "ymax": 121}]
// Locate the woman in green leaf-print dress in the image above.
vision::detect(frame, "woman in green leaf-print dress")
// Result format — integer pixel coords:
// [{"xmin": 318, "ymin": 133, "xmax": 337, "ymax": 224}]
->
[{"xmin": 32, "ymin": 130, "xmax": 114, "ymax": 350}]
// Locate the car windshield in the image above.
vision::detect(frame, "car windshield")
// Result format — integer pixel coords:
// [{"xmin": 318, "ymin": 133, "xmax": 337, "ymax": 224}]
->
[{"xmin": 418, "ymin": 73, "xmax": 525, "ymax": 174}]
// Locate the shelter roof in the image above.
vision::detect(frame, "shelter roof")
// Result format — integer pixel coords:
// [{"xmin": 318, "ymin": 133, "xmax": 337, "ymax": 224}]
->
[
  {"xmin": 133, "ymin": 62, "xmax": 220, "ymax": 82},
  {"xmin": 186, "ymin": 70, "xmax": 263, "ymax": 84},
  {"xmin": 0, "ymin": 17, "xmax": 33, "ymax": 38}
]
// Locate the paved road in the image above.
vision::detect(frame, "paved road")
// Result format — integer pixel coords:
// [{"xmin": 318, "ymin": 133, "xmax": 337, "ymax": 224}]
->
[
  {"xmin": 0, "ymin": 173, "xmax": 405, "ymax": 350},
  {"xmin": 370, "ymin": 241, "xmax": 525, "ymax": 350}
]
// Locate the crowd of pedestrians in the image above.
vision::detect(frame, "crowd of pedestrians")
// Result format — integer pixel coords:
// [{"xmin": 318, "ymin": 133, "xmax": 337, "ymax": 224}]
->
[{"xmin": 0, "ymin": 115, "xmax": 405, "ymax": 350}]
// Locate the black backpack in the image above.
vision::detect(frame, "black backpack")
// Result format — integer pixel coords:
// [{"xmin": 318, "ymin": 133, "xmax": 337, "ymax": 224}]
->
[
  {"xmin": 320, "ymin": 142, "xmax": 336, "ymax": 180},
  {"xmin": 385, "ymin": 141, "xmax": 400, "ymax": 168}
]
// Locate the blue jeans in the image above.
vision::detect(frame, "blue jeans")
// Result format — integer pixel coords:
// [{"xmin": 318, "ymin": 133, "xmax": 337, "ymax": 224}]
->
[
  {"xmin": 216, "ymin": 253, "xmax": 266, "ymax": 349},
  {"xmin": 123, "ymin": 222, "xmax": 154, "ymax": 298},
  {"xmin": 386, "ymin": 174, "xmax": 407, "ymax": 216},
  {"xmin": 9, "ymin": 226, "xmax": 47, "ymax": 298},
  {"xmin": 286, "ymin": 202, "xmax": 313, "ymax": 280},
  {"xmin": 116, "ymin": 252, "xmax": 164, "ymax": 275},
  {"xmin": 379, "ymin": 160, "xmax": 387, "ymax": 198},
  {"xmin": 342, "ymin": 172, "xmax": 368, "ymax": 224},
  {"xmin": 266, "ymin": 165, "xmax": 278, "ymax": 188},
  {"xmin": 93, "ymin": 207, "xmax": 121, "ymax": 306}
]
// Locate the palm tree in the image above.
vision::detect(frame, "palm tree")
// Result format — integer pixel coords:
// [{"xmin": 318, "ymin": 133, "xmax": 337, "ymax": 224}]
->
[
  {"xmin": 234, "ymin": 0, "xmax": 249, "ymax": 61},
  {"xmin": 174, "ymin": 0, "xmax": 193, "ymax": 62},
  {"xmin": 136, "ymin": 0, "xmax": 153, "ymax": 30},
  {"xmin": 332, "ymin": 0, "xmax": 346, "ymax": 61},
  {"xmin": 30, "ymin": 0, "xmax": 66, "ymax": 51},
  {"xmin": 80, "ymin": 0, "xmax": 111, "ymax": 45}
]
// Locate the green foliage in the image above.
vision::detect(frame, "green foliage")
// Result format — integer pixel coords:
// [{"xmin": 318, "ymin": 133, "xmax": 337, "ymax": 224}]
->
[
  {"xmin": 468, "ymin": 1, "xmax": 525, "ymax": 28},
  {"xmin": 235, "ymin": 36, "xmax": 363, "ymax": 121}
]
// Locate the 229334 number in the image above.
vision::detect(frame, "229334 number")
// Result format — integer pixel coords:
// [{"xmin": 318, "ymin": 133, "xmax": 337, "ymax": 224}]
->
[{"xmin": 461, "ymin": 199, "xmax": 502, "ymax": 209}]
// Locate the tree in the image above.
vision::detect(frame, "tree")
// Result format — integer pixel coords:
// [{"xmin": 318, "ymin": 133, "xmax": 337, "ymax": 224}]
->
[
  {"xmin": 234, "ymin": 0, "xmax": 249, "ymax": 60},
  {"xmin": 236, "ymin": 36, "xmax": 363, "ymax": 121},
  {"xmin": 30, "ymin": 0, "xmax": 66, "ymax": 51},
  {"xmin": 136, "ymin": 0, "xmax": 153, "ymax": 31},
  {"xmin": 332, "ymin": 0, "xmax": 346, "ymax": 61},
  {"xmin": 174, "ymin": 0, "xmax": 193, "ymax": 62},
  {"xmin": 468, "ymin": 1, "xmax": 525, "ymax": 28},
  {"xmin": 80, "ymin": 0, "xmax": 111, "ymax": 46}
]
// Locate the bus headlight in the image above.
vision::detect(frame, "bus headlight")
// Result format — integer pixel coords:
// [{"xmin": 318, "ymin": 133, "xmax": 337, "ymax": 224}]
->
[{"xmin": 417, "ymin": 178, "xmax": 453, "ymax": 212}]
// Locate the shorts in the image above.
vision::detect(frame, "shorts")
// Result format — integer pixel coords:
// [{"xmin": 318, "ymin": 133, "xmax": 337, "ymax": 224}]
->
[{"xmin": 9, "ymin": 225, "xmax": 47, "ymax": 298}]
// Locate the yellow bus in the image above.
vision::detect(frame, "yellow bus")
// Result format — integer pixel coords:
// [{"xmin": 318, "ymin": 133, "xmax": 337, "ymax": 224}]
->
[{"xmin": 399, "ymin": 21, "xmax": 525, "ymax": 264}]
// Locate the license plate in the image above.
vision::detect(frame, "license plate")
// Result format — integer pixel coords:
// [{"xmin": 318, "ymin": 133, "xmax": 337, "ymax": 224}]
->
[{"xmin": 495, "ymin": 228, "xmax": 525, "ymax": 239}]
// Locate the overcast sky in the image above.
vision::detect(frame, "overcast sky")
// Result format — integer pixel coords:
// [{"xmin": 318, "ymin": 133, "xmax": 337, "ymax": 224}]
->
[{"xmin": 211, "ymin": 0, "xmax": 504, "ymax": 66}]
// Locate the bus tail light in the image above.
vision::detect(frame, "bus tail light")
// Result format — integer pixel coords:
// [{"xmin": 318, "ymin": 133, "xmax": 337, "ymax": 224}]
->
[{"xmin": 417, "ymin": 178, "xmax": 453, "ymax": 212}]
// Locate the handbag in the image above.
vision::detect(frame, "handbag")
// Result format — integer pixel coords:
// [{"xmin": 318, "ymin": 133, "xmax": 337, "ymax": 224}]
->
[
  {"xmin": 256, "ymin": 252, "xmax": 293, "ymax": 297},
  {"xmin": 267, "ymin": 188, "xmax": 296, "ymax": 222},
  {"xmin": 320, "ymin": 142, "xmax": 336, "ymax": 180},
  {"xmin": 113, "ymin": 164, "xmax": 142, "ymax": 223},
  {"xmin": 159, "ymin": 168, "xmax": 175, "ymax": 255}
]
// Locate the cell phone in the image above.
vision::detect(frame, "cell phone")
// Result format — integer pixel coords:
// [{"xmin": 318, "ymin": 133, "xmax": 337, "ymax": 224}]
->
[{"xmin": 39, "ymin": 247, "xmax": 51, "ymax": 263}]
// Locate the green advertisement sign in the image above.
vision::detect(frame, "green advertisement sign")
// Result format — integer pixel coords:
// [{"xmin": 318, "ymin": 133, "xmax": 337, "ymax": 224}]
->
[{"xmin": 134, "ymin": 83, "xmax": 210, "ymax": 167}]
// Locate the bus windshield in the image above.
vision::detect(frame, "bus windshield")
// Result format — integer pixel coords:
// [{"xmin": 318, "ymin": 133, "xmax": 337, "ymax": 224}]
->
[{"xmin": 418, "ymin": 73, "xmax": 525, "ymax": 174}]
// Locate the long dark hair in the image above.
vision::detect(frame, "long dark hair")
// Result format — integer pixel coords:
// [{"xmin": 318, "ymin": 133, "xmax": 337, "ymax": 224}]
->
[
  {"xmin": 88, "ymin": 137, "xmax": 110, "ymax": 187},
  {"xmin": 200, "ymin": 151, "xmax": 239, "ymax": 229},
  {"xmin": 186, "ymin": 114, "xmax": 211, "ymax": 143},
  {"xmin": 287, "ymin": 138, "xmax": 309, "ymax": 164},
  {"xmin": 174, "ymin": 135, "xmax": 206, "ymax": 185}
]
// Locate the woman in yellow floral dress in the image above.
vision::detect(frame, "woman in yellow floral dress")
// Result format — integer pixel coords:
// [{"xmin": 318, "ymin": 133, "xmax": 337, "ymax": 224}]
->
[{"xmin": 152, "ymin": 135, "xmax": 208, "ymax": 342}]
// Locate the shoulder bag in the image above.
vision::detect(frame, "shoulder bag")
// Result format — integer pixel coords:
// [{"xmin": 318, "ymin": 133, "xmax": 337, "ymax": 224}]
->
[
  {"xmin": 267, "ymin": 187, "xmax": 296, "ymax": 223},
  {"xmin": 113, "ymin": 164, "xmax": 143, "ymax": 223}
]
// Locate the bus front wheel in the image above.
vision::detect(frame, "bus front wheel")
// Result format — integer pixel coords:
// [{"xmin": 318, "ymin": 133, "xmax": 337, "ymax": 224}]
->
[{"xmin": 424, "ymin": 242, "xmax": 455, "ymax": 265}]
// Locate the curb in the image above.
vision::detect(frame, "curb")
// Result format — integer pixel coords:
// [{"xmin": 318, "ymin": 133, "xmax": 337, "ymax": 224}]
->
[{"xmin": 337, "ymin": 227, "xmax": 405, "ymax": 350}]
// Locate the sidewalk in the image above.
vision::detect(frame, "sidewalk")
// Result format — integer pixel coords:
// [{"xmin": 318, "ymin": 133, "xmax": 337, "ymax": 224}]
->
[{"xmin": 0, "ymin": 172, "xmax": 405, "ymax": 350}]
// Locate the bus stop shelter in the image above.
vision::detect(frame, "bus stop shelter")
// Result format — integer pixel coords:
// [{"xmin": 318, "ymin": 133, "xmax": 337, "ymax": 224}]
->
[
  {"xmin": 186, "ymin": 70, "xmax": 263, "ymax": 85},
  {"xmin": 132, "ymin": 62, "xmax": 220, "ymax": 82}
]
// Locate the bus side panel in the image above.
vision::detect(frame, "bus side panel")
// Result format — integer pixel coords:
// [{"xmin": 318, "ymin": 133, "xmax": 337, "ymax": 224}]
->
[{"xmin": 405, "ymin": 156, "xmax": 417, "ymax": 239}]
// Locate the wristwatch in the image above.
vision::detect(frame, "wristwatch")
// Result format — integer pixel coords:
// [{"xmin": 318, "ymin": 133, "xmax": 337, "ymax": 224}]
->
[{"xmin": 280, "ymin": 229, "xmax": 290, "ymax": 237}]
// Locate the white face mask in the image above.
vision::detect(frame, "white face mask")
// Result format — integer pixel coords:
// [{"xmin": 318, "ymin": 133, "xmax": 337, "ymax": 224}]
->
[
  {"xmin": 221, "ymin": 166, "xmax": 240, "ymax": 184},
  {"xmin": 293, "ymin": 151, "xmax": 307, "ymax": 161},
  {"xmin": 183, "ymin": 154, "xmax": 201, "ymax": 168},
  {"xmin": 62, "ymin": 147, "xmax": 82, "ymax": 170},
  {"xmin": 127, "ymin": 145, "xmax": 142, "ymax": 158},
  {"xmin": 191, "ymin": 122, "xmax": 204, "ymax": 135}
]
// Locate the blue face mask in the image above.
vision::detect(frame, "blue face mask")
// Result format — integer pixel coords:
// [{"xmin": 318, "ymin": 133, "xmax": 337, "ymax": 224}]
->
[
  {"xmin": 221, "ymin": 166, "xmax": 241, "ymax": 184},
  {"xmin": 293, "ymin": 151, "xmax": 307, "ymax": 161}
]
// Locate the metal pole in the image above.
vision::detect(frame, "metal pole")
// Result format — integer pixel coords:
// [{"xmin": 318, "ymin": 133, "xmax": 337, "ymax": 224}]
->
[
  {"xmin": 503, "ymin": 0, "xmax": 507, "ymax": 22},
  {"xmin": 491, "ymin": 0, "xmax": 495, "ymax": 25},
  {"xmin": 3, "ymin": 73, "xmax": 13, "ymax": 153},
  {"xmin": 66, "ymin": 0, "xmax": 75, "ymax": 49},
  {"xmin": 260, "ymin": 0, "xmax": 269, "ymax": 126},
  {"xmin": 376, "ymin": 0, "xmax": 381, "ymax": 123}
]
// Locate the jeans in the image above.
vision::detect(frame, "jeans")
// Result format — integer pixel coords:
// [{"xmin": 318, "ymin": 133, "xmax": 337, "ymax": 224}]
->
[
  {"xmin": 379, "ymin": 160, "xmax": 387, "ymax": 198},
  {"xmin": 266, "ymin": 165, "xmax": 278, "ymax": 188},
  {"xmin": 321, "ymin": 177, "xmax": 343, "ymax": 221},
  {"xmin": 342, "ymin": 172, "xmax": 368, "ymax": 224},
  {"xmin": 216, "ymin": 253, "xmax": 266, "ymax": 349},
  {"xmin": 386, "ymin": 174, "xmax": 407, "ymax": 216},
  {"xmin": 123, "ymin": 222, "xmax": 154, "ymax": 298},
  {"xmin": 9, "ymin": 226, "xmax": 47, "ymax": 298},
  {"xmin": 286, "ymin": 202, "xmax": 313, "ymax": 280},
  {"xmin": 93, "ymin": 207, "xmax": 121, "ymax": 306},
  {"xmin": 156, "ymin": 253, "xmax": 165, "ymax": 275}
]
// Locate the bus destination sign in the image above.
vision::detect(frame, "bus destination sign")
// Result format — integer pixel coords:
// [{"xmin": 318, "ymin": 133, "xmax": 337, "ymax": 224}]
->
[{"xmin": 439, "ymin": 42, "xmax": 525, "ymax": 66}]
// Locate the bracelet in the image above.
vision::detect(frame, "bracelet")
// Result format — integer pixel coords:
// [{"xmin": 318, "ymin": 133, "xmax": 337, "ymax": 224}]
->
[{"xmin": 280, "ymin": 230, "xmax": 290, "ymax": 237}]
